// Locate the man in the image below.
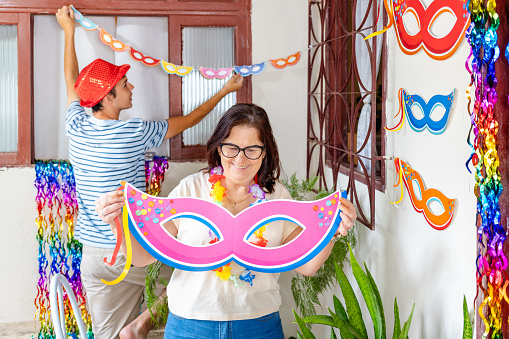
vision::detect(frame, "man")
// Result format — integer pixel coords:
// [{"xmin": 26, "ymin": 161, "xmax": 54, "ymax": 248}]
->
[{"xmin": 56, "ymin": 6, "xmax": 243, "ymax": 338}]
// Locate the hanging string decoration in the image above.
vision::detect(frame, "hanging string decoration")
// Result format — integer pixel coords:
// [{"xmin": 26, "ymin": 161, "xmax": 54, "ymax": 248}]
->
[
  {"xmin": 33, "ymin": 160, "xmax": 93, "ymax": 339},
  {"xmin": 465, "ymin": 0, "xmax": 506, "ymax": 338},
  {"xmin": 145, "ymin": 156, "xmax": 169, "ymax": 196},
  {"xmin": 70, "ymin": 5, "xmax": 301, "ymax": 78}
]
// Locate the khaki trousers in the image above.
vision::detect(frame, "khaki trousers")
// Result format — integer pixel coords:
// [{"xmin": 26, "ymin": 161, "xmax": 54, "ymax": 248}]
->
[{"xmin": 81, "ymin": 245, "xmax": 172, "ymax": 339}]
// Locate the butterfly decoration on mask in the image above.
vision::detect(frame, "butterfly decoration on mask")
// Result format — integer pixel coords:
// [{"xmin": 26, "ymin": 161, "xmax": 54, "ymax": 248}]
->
[
  {"xmin": 103, "ymin": 183, "xmax": 346, "ymax": 284},
  {"xmin": 392, "ymin": 158, "xmax": 455, "ymax": 230},
  {"xmin": 386, "ymin": 88, "xmax": 455, "ymax": 134}
]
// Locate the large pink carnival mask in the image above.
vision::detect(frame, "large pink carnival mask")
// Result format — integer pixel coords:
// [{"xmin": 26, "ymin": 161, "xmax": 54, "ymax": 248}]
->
[
  {"xmin": 116, "ymin": 183, "xmax": 346, "ymax": 277},
  {"xmin": 391, "ymin": 0, "xmax": 469, "ymax": 60}
]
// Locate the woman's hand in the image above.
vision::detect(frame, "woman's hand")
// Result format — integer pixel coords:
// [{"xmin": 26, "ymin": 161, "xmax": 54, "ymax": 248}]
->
[
  {"xmin": 335, "ymin": 197, "xmax": 357, "ymax": 236},
  {"xmin": 95, "ymin": 190, "xmax": 125, "ymax": 227}
]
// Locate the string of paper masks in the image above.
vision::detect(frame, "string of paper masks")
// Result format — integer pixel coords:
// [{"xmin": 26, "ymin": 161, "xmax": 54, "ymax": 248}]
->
[{"xmin": 70, "ymin": 5, "xmax": 301, "ymax": 78}]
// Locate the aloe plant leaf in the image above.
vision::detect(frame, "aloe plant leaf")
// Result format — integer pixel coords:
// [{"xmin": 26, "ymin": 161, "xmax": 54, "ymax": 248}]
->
[
  {"xmin": 330, "ymin": 327, "xmax": 339, "ymax": 339},
  {"xmin": 335, "ymin": 261, "xmax": 368, "ymax": 338},
  {"xmin": 392, "ymin": 298, "xmax": 401, "ymax": 339},
  {"xmin": 462, "ymin": 295, "xmax": 473, "ymax": 339},
  {"xmin": 348, "ymin": 244, "xmax": 383, "ymax": 339},
  {"xmin": 364, "ymin": 263, "xmax": 386, "ymax": 339},
  {"xmin": 397, "ymin": 303, "xmax": 415, "ymax": 339},
  {"xmin": 333, "ymin": 295, "xmax": 350, "ymax": 321},
  {"xmin": 297, "ymin": 332, "xmax": 304, "ymax": 339},
  {"xmin": 293, "ymin": 309, "xmax": 317, "ymax": 339},
  {"xmin": 328, "ymin": 308, "xmax": 359, "ymax": 339},
  {"xmin": 302, "ymin": 315, "xmax": 336, "ymax": 327}
]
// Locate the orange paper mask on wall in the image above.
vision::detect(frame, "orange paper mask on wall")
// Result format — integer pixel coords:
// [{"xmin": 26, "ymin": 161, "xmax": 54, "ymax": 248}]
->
[{"xmin": 392, "ymin": 158, "xmax": 455, "ymax": 230}]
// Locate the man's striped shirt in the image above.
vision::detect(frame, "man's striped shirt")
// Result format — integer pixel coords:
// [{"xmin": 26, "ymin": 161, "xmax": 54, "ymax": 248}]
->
[{"xmin": 66, "ymin": 101, "xmax": 168, "ymax": 248}]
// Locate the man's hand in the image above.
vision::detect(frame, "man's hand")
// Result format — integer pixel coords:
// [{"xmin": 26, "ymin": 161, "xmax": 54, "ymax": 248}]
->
[
  {"xmin": 221, "ymin": 74, "xmax": 244, "ymax": 94},
  {"xmin": 56, "ymin": 5, "xmax": 76, "ymax": 35}
]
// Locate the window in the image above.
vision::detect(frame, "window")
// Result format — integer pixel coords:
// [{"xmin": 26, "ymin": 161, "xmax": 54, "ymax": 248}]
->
[
  {"xmin": 0, "ymin": 0, "xmax": 251, "ymax": 165},
  {"xmin": 307, "ymin": 0, "xmax": 386, "ymax": 229},
  {"xmin": 0, "ymin": 14, "xmax": 32, "ymax": 166}
]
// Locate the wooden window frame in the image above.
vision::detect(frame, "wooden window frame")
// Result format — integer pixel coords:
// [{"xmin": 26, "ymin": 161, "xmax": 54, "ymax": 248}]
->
[
  {"xmin": 0, "ymin": 13, "xmax": 33, "ymax": 167},
  {"xmin": 0, "ymin": 0, "xmax": 251, "ymax": 166}
]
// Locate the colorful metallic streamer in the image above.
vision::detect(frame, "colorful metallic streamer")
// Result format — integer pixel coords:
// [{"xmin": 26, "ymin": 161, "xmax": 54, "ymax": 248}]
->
[
  {"xmin": 33, "ymin": 160, "xmax": 93, "ymax": 339},
  {"xmin": 145, "ymin": 156, "xmax": 169, "ymax": 196},
  {"xmin": 465, "ymin": 1, "xmax": 506, "ymax": 337}
]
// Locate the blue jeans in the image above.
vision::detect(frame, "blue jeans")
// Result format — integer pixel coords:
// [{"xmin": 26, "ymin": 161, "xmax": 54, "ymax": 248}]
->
[{"xmin": 164, "ymin": 310, "xmax": 285, "ymax": 339}]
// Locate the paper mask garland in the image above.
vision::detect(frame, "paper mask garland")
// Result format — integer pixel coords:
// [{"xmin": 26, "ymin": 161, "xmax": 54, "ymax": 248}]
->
[
  {"xmin": 391, "ymin": 158, "xmax": 455, "ymax": 230},
  {"xmin": 234, "ymin": 62, "xmax": 266, "ymax": 77},
  {"xmin": 70, "ymin": 5, "xmax": 301, "ymax": 78},
  {"xmin": 129, "ymin": 47, "xmax": 161, "ymax": 67},
  {"xmin": 366, "ymin": 0, "xmax": 470, "ymax": 60},
  {"xmin": 269, "ymin": 52, "xmax": 301, "ymax": 69},
  {"xmin": 199, "ymin": 67, "xmax": 234, "ymax": 79},
  {"xmin": 385, "ymin": 88, "xmax": 454, "ymax": 134},
  {"xmin": 465, "ymin": 0, "xmax": 506, "ymax": 337},
  {"xmin": 34, "ymin": 160, "xmax": 93, "ymax": 339}
]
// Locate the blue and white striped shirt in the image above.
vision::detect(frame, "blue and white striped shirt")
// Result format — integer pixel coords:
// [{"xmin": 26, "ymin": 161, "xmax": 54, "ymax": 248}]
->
[{"xmin": 66, "ymin": 101, "xmax": 168, "ymax": 248}]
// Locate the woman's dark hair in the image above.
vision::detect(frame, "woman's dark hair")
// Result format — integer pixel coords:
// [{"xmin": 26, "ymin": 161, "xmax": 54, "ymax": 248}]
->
[{"xmin": 206, "ymin": 103, "xmax": 281, "ymax": 193}]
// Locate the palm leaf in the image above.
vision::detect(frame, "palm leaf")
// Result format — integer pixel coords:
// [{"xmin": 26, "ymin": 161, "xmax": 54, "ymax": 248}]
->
[
  {"xmin": 328, "ymin": 308, "xmax": 357, "ymax": 339},
  {"xmin": 293, "ymin": 309, "xmax": 317, "ymax": 339},
  {"xmin": 348, "ymin": 244, "xmax": 383, "ymax": 339},
  {"xmin": 335, "ymin": 261, "xmax": 368, "ymax": 338},
  {"xmin": 333, "ymin": 295, "xmax": 349, "ymax": 321},
  {"xmin": 302, "ymin": 315, "xmax": 336, "ymax": 327},
  {"xmin": 462, "ymin": 295, "xmax": 473, "ymax": 339},
  {"xmin": 365, "ymin": 264, "xmax": 386, "ymax": 339},
  {"xmin": 397, "ymin": 303, "xmax": 415, "ymax": 339},
  {"xmin": 392, "ymin": 298, "xmax": 401, "ymax": 339}
]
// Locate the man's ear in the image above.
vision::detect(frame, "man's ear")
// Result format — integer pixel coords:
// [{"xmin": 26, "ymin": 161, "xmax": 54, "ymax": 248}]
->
[{"xmin": 104, "ymin": 93, "xmax": 114, "ymax": 105}]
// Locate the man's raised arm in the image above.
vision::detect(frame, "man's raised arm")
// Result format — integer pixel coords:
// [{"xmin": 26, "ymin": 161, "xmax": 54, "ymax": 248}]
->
[{"xmin": 56, "ymin": 6, "xmax": 80, "ymax": 106}]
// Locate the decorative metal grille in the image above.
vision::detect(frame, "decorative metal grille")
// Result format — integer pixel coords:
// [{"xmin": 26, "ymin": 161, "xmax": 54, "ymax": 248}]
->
[{"xmin": 307, "ymin": 0, "xmax": 387, "ymax": 229}]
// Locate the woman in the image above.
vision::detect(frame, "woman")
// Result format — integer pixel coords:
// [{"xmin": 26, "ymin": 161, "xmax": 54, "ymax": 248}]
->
[{"xmin": 96, "ymin": 103, "xmax": 357, "ymax": 339}]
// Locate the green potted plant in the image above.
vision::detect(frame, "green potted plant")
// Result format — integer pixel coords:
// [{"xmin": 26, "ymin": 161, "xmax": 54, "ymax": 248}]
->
[{"xmin": 293, "ymin": 244, "xmax": 415, "ymax": 339}]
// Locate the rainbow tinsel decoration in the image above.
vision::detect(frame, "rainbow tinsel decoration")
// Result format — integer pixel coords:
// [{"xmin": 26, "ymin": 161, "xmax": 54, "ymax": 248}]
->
[
  {"xmin": 34, "ymin": 160, "xmax": 94, "ymax": 339},
  {"xmin": 465, "ymin": 0, "xmax": 506, "ymax": 337},
  {"xmin": 145, "ymin": 156, "xmax": 169, "ymax": 196}
]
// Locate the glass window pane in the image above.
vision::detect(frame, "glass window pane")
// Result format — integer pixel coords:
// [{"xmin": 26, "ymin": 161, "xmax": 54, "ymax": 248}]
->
[
  {"xmin": 182, "ymin": 26, "xmax": 235, "ymax": 146},
  {"xmin": 0, "ymin": 25, "xmax": 18, "ymax": 153}
]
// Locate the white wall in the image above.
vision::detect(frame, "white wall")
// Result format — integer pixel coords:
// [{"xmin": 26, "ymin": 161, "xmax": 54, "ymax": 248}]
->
[
  {"xmin": 314, "ymin": 7, "xmax": 478, "ymax": 339},
  {"xmin": 0, "ymin": 0, "xmax": 478, "ymax": 338}
]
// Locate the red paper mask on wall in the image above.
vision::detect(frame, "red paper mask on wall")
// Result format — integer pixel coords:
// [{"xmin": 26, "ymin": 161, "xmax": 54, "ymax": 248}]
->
[{"xmin": 391, "ymin": 0, "xmax": 469, "ymax": 60}]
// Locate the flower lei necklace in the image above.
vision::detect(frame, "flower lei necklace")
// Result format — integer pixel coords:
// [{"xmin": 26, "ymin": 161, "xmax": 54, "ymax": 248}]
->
[{"xmin": 208, "ymin": 166, "xmax": 266, "ymax": 286}]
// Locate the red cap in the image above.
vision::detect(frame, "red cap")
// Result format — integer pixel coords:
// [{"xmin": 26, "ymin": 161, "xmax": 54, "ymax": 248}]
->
[{"xmin": 74, "ymin": 58, "xmax": 131, "ymax": 107}]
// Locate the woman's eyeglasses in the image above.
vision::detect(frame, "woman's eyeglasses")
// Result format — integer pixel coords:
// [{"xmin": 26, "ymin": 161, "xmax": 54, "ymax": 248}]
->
[{"xmin": 219, "ymin": 143, "xmax": 265, "ymax": 160}]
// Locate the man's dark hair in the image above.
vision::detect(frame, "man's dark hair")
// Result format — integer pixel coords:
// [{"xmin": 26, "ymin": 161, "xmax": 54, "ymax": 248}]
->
[{"xmin": 91, "ymin": 87, "xmax": 117, "ymax": 113}]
